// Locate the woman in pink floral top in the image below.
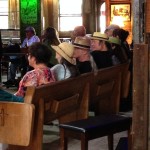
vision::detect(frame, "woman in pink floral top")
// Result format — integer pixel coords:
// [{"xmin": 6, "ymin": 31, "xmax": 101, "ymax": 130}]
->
[{"xmin": 0, "ymin": 43, "xmax": 55, "ymax": 102}]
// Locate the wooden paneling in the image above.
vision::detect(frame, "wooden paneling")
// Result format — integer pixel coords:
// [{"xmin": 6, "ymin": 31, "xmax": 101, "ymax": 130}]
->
[
  {"xmin": 146, "ymin": 2, "xmax": 150, "ymax": 32},
  {"xmin": 132, "ymin": 44, "xmax": 149, "ymax": 150}
]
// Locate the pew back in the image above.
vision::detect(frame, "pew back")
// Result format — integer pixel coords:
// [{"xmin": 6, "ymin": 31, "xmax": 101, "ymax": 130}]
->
[{"xmin": 90, "ymin": 62, "xmax": 129, "ymax": 115}]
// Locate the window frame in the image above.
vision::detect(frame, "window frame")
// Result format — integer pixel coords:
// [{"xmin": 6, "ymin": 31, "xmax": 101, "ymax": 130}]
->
[
  {"xmin": 58, "ymin": 0, "xmax": 83, "ymax": 35},
  {"xmin": 0, "ymin": 0, "xmax": 8, "ymax": 29}
]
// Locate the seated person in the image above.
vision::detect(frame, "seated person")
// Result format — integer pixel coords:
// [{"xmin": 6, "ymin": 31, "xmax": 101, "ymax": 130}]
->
[
  {"xmin": 104, "ymin": 24, "xmax": 120, "ymax": 37},
  {"xmin": 112, "ymin": 28, "xmax": 131, "ymax": 60},
  {"xmin": 41, "ymin": 26, "xmax": 61, "ymax": 67},
  {"xmin": 71, "ymin": 26, "xmax": 86, "ymax": 43},
  {"xmin": 51, "ymin": 42, "xmax": 80, "ymax": 81},
  {"xmin": 108, "ymin": 36, "xmax": 128, "ymax": 65},
  {"xmin": 21, "ymin": 26, "xmax": 40, "ymax": 48},
  {"xmin": 90, "ymin": 32, "xmax": 113, "ymax": 69},
  {"xmin": 72, "ymin": 36, "xmax": 93, "ymax": 74},
  {"xmin": 3, "ymin": 26, "xmax": 40, "ymax": 86},
  {"xmin": 0, "ymin": 43, "xmax": 56, "ymax": 102}
]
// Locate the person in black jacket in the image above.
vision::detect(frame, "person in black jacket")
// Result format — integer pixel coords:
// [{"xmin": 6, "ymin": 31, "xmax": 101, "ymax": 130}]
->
[{"xmin": 90, "ymin": 32, "xmax": 113, "ymax": 69}]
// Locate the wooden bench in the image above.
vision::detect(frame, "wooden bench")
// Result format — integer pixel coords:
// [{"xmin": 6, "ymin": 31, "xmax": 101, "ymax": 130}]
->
[
  {"xmin": 89, "ymin": 63, "xmax": 127, "ymax": 115},
  {"xmin": 8, "ymin": 72, "xmax": 93, "ymax": 150},
  {"xmin": 59, "ymin": 114, "xmax": 132, "ymax": 150},
  {"xmin": 0, "ymin": 62, "xmax": 131, "ymax": 150},
  {"xmin": 59, "ymin": 63, "xmax": 132, "ymax": 150}
]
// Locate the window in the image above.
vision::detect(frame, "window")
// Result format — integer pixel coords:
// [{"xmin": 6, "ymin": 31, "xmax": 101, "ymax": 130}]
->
[
  {"xmin": 0, "ymin": 0, "xmax": 20, "ymax": 29},
  {"xmin": 0, "ymin": 0, "xmax": 8, "ymax": 29},
  {"xmin": 100, "ymin": 2, "xmax": 106, "ymax": 33},
  {"xmin": 59, "ymin": 0, "xmax": 82, "ymax": 31}
]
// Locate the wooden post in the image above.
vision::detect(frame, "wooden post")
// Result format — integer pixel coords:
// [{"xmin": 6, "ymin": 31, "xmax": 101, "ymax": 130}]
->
[{"xmin": 132, "ymin": 44, "xmax": 149, "ymax": 150}]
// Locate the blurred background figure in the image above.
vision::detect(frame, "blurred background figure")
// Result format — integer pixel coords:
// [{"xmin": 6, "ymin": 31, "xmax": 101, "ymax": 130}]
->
[
  {"xmin": 3, "ymin": 26, "xmax": 40, "ymax": 87},
  {"xmin": 41, "ymin": 26, "xmax": 61, "ymax": 67},
  {"xmin": 104, "ymin": 24, "xmax": 120, "ymax": 37},
  {"xmin": 71, "ymin": 26, "xmax": 86, "ymax": 43},
  {"xmin": 112, "ymin": 28, "xmax": 130, "ymax": 60},
  {"xmin": 21, "ymin": 26, "xmax": 40, "ymax": 48},
  {"xmin": 108, "ymin": 36, "xmax": 128, "ymax": 65}
]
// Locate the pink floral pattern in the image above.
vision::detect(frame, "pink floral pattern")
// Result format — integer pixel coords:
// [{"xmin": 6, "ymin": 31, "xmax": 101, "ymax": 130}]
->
[{"xmin": 15, "ymin": 68, "xmax": 56, "ymax": 97}]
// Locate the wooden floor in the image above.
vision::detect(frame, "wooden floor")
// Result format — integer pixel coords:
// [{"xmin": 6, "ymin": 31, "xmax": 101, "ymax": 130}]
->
[{"xmin": 1, "ymin": 74, "xmax": 131, "ymax": 150}]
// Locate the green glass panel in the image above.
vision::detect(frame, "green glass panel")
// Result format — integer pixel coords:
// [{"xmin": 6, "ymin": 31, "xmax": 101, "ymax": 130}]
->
[{"xmin": 20, "ymin": 0, "xmax": 37, "ymax": 24}]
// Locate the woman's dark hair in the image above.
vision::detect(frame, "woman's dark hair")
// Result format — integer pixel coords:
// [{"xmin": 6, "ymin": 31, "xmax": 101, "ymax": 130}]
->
[
  {"xmin": 105, "ymin": 41, "xmax": 112, "ymax": 51},
  {"xmin": 113, "ymin": 28, "xmax": 129, "ymax": 42},
  {"xmin": 113, "ymin": 28, "xmax": 131, "ymax": 59},
  {"xmin": 28, "ymin": 42, "xmax": 52, "ymax": 65},
  {"xmin": 60, "ymin": 58, "xmax": 80, "ymax": 77},
  {"xmin": 43, "ymin": 27, "xmax": 61, "ymax": 46}
]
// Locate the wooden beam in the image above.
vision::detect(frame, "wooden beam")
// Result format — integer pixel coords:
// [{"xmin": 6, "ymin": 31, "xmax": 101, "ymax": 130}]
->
[{"xmin": 132, "ymin": 44, "xmax": 149, "ymax": 150}]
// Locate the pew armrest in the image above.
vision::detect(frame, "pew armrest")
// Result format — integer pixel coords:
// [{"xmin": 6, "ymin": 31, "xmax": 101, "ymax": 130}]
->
[{"xmin": 0, "ymin": 102, "xmax": 35, "ymax": 146}]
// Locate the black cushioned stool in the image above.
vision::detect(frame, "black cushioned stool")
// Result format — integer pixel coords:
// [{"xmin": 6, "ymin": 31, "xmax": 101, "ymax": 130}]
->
[{"xmin": 59, "ymin": 114, "xmax": 132, "ymax": 150}]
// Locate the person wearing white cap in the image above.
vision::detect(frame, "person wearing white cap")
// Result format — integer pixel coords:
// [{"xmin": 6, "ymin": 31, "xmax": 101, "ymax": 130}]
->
[{"xmin": 51, "ymin": 42, "xmax": 80, "ymax": 81}]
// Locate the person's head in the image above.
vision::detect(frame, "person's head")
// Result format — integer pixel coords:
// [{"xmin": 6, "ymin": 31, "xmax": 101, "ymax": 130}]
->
[
  {"xmin": 113, "ymin": 28, "xmax": 129, "ymax": 42},
  {"xmin": 42, "ymin": 26, "xmax": 61, "ymax": 45},
  {"xmin": 28, "ymin": 42, "xmax": 52, "ymax": 67},
  {"xmin": 71, "ymin": 26, "xmax": 86, "ymax": 43},
  {"xmin": 108, "ymin": 36, "xmax": 127, "ymax": 63},
  {"xmin": 25, "ymin": 26, "xmax": 36, "ymax": 39},
  {"xmin": 90, "ymin": 32, "xmax": 109, "ymax": 51},
  {"xmin": 104, "ymin": 24, "xmax": 120, "ymax": 37},
  {"xmin": 72, "ymin": 36, "xmax": 90, "ymax": 61},
  {"xmin": 51, "ymin": 42, "xmax": 76, "ymax": 65}
]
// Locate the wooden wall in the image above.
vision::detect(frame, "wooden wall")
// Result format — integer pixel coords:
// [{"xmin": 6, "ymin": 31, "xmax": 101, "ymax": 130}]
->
[
  {"xmin": 146, "ymin": 1, "xmax": 150, "ymax": 32},
  {"xmin": 132, "ymin": 44, "xmax": 149, "ymax": 150}
]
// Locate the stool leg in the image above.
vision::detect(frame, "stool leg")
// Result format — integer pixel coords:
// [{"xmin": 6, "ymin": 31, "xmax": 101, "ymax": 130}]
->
[
  {"xmin": 108, "ymin": 134, "xmax": 113, "ymax": 150},
  {"xmin": 60, "ymin": 128, "xmax": 68, "ymax": 150},
  {"xmin": 81, "ymin": 133, "xmax": 88, "ymax": 150}
]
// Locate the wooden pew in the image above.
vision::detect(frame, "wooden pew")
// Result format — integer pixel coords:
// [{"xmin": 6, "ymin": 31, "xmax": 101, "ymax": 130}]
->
[
  {"xmin": 1, "ymin": 63, "xmax": 130, "ymax": 150},
  {"xmin": 59, "ymin": 63, "xmax": 132, "ymax": 150},
  {"xmin": 8, "ymin": 72, "xmax": 93, "ymax": 150},
  {"xmin": 89, "ymin": 62, "xmax": 130, "ymax": 115}
]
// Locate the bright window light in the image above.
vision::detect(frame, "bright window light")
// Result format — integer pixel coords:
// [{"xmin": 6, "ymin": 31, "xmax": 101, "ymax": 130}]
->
[
  {"xmin": 0, "ymin": 0, "xmax": 8, "ymax": 29},
  {"xmin": 59, "ymin": 0, "xmax": 82, "ymax": 14},
  {"xmin": 0, "ymin": 16, "xmax": 8, "ymax": 29},
  {"xmin": 59, "ymin": 0, "xmax": 82, "ymax": 31},
  {"xmin": 100, "ymin": 3, "xmax": 106, "ymax": 33}
]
